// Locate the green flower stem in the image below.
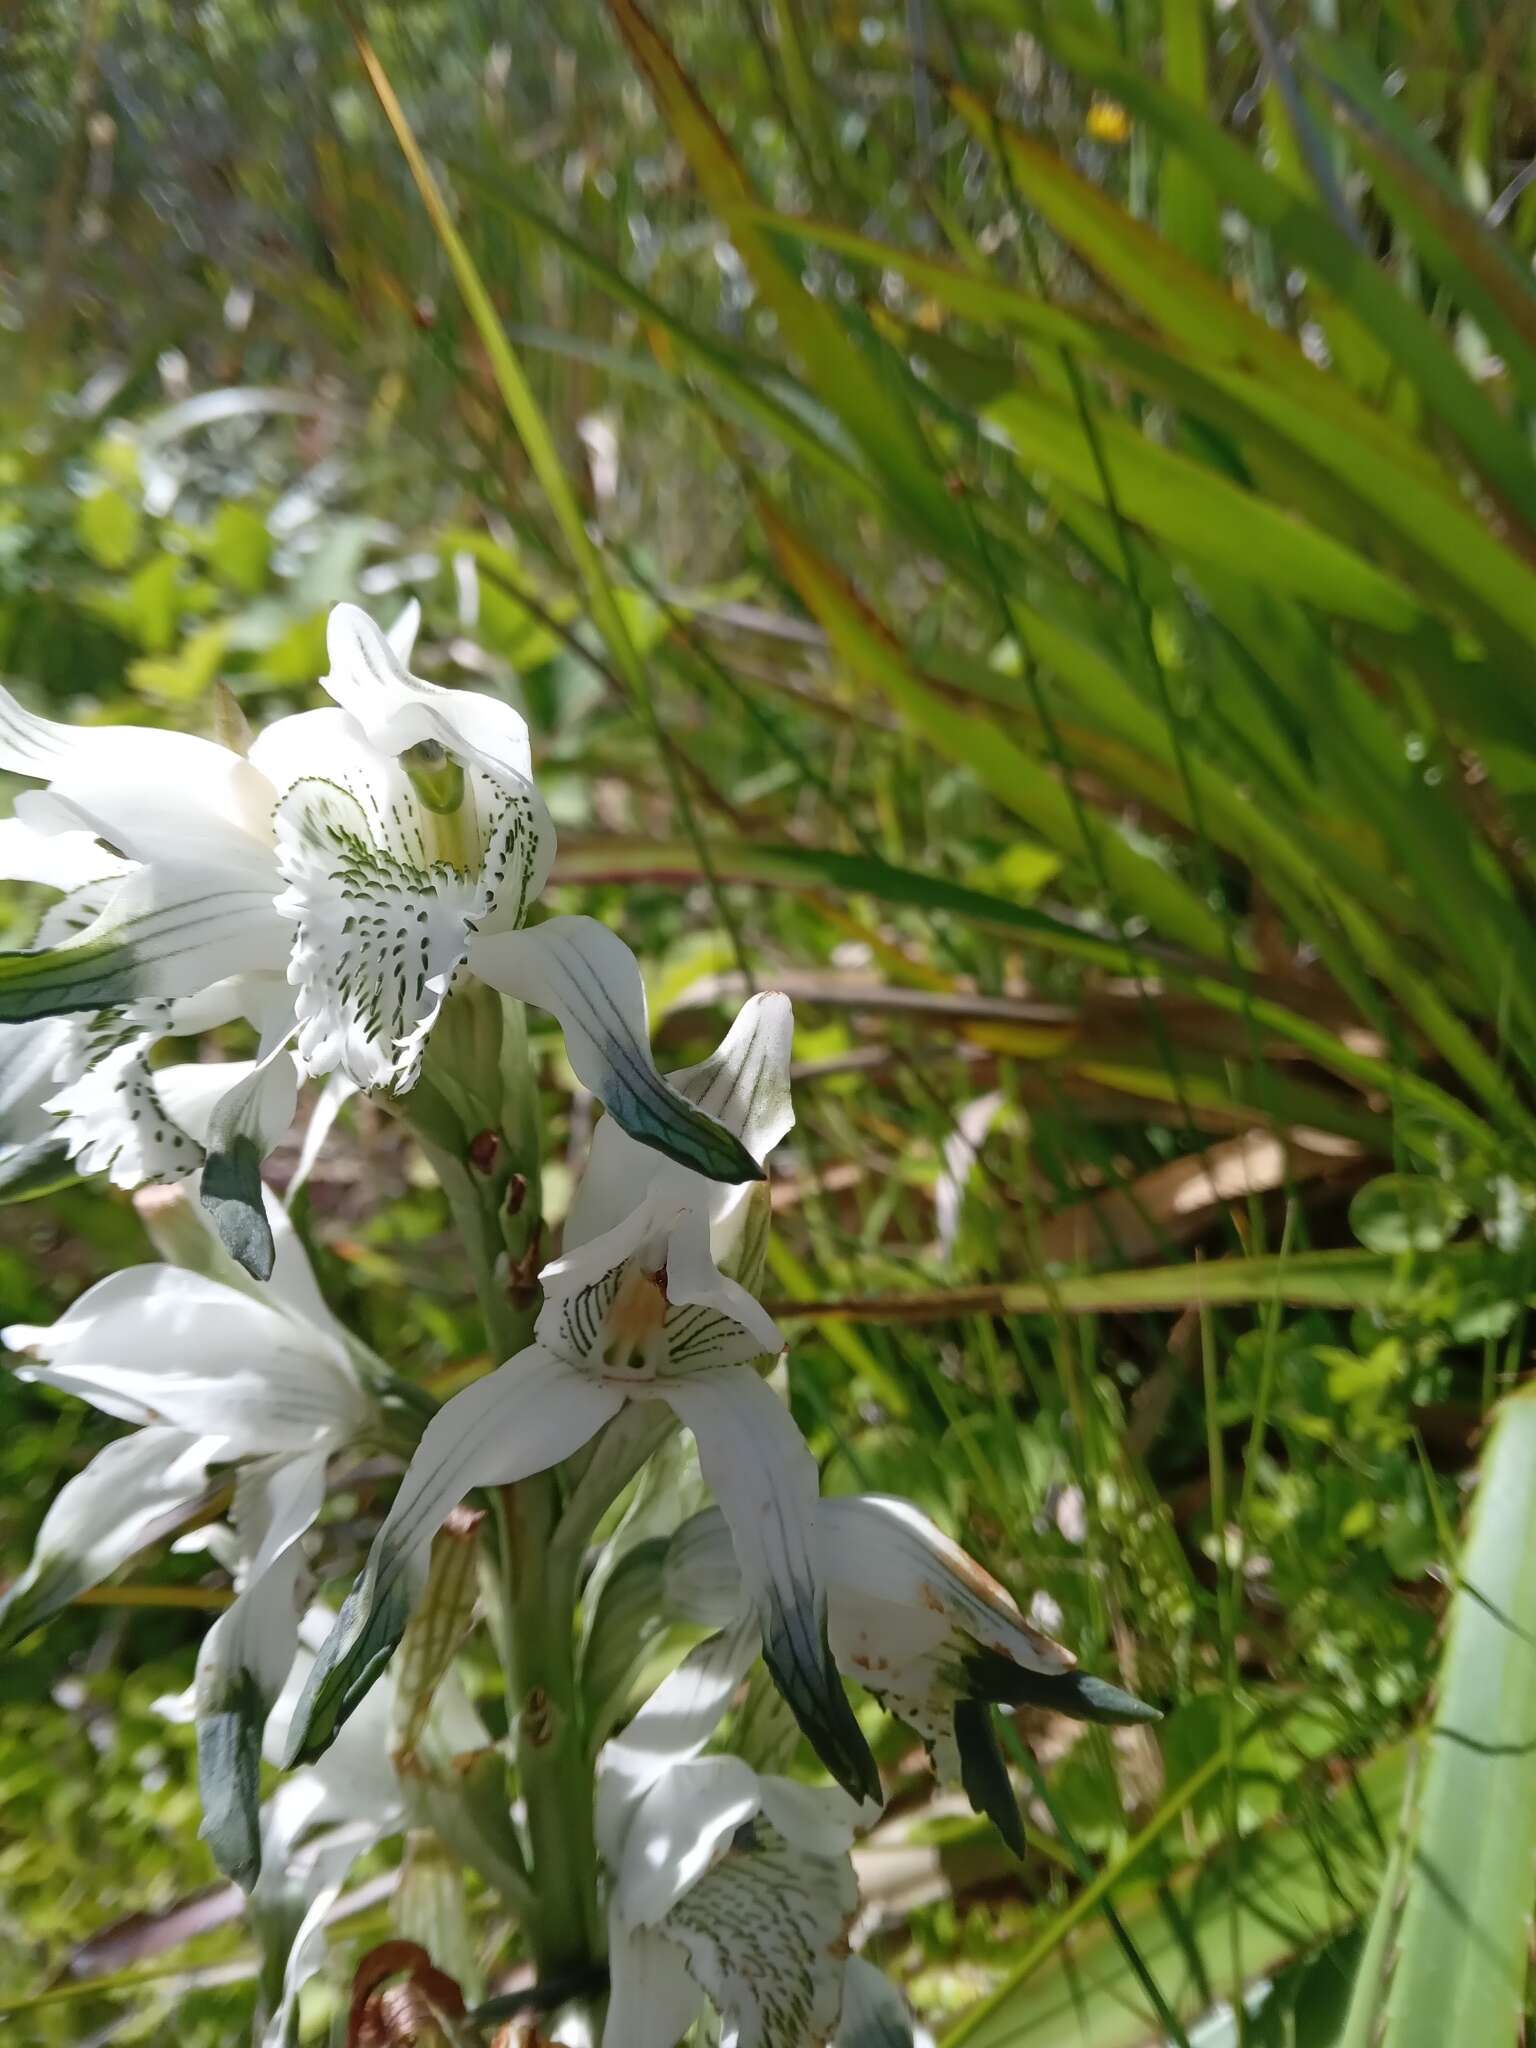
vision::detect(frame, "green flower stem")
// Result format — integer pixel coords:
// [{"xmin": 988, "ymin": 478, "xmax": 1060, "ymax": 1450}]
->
[
  {"xmin": 499, "ymin": 1476, "xmax": 605, "ymax": 1974},
  {"xmin": 411, "ymin": 992, "xmax": 603, "ymax": 1987}
]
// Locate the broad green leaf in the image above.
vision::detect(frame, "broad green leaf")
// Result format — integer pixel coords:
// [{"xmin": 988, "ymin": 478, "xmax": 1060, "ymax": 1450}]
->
[
  {"xmin": 126, "ymin": 553, "xmax": 181, "ymax": 654},
  {"xmin": 1340, "ymin": 1390, "xmax": 1536, "ymax": 2048},
  {"xmin": 205, "ymin": 501, "xmax": 271, "ymax": 596},
  {"xmin": 1348, "ymin": 1176, "xmax": 1469, "ymax": 1255},
  {"xmin": 75, "ymin": 486, "xmax": 142, "ymax": 570},
  {"xmin": 127, "ymin": 620, "xmax": 231, "ymax": 702}
]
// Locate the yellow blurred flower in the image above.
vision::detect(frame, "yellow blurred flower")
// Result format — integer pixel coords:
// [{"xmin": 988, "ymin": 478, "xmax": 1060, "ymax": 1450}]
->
[{"xmin": 1086, "ymin": 97, "xmax": 1131, "ymax": 144}]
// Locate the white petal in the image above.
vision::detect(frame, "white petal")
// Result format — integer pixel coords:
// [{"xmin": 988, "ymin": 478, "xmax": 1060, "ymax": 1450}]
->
[
  {"xmin": 324, "ymin": 601, "xmax": 536, "ymax": 787},
  {"xmin": 0, "ymin": 1017, "xmax": 78, "ymax": 1193},
  {"xmin": 0, "ymin": 856, "xmax": 289, "ymax": 1023},
  {"xmin": 284, "ymin": 1071, "xmax": 356, "ymax": 1204},
  {"xmin": 661, "ymin": 1368, "xmax": 878, "ymax": 1805},
  {"xmin": 836, "ymin": 1957, "xmax": 916, "ymax": 2048},
  {"xmin": 0, "ymin": 693, "xmax": 277, "ymax": 869},
  {"xmin": 386, "ymin": 598, "xmax": 422, "ymax": 664},
  {"xmin": 616, "ymin": 1755, "xmax": 760, "ymax": 1928},
  {"xmin": 154, "ymin": 1051, "xmax": 293, "ymax": 1153},
  {"xmin": 132, "ymin": 1178, "xmax": 348, "ymax": 1347},
  {"xmin": 603, "ymin": 1926, "xmax": 706, "ymax": 2048},
  {"xmin": 245, "ymin": 705, "xmax": 362, "ymax": 795},
  {"xmin": 672, "ymin": 991, "xmax": 796, "ymax": 1166},
  {"xmin": 252, "ymin": 1821, "xmax": 378, "ymax": 2048},
  {"xmin": 563, "ymin": 991, "xmax": 794, "ymax": 1257},
  {"xmin": 535, "ymin": 1196, "xmax": 777, "ymax": 1384},
  {"xmin": 662, "ymin": 1203, "xmax": 784, "ymax": 1359},
  {"xmin": 265, "ymin": 1634, "xmax": 403, "ymax": 1820},
  {"xmin": 820, "ymin": 1496, "xmax": 1072, "ymax": 1678},
  {"xmin": 757, "ymin": 1774, "xmax": 868, "ymax": 1858},
  {"xmin": 0, "ymin": 1426, "xmax": 214, "ymax": 1646},
  {"xmin": 597, "ymin": 1618, "xmax": 762, "ymax": 1861},
  {"xmin": 29, "ymin": 869, "xmax": 124, "ymax": 948},
  {"xmin": 196, "ymin": 1451, "xmax": 329, "ymax": 1886},
  {"xmin": 271, "ymin": 749, "xmax": 548, "ymax": 1091},
  {"xmin": 662, "ymin": 1815, "xmax": 858, "ymax": 2048},
  {"xmin": 663, "ymin": 1507, "xmax": 748, "ymax": 1629},
  {"xmin": 470, "ymin": 917, "xmax": 762, "ymax": 1187},
  {"xmin": 5, "ymin": 1265, "xmax": 365, "ymax": 1455},
  {"xmin": 282, "ymin": 1347, "xmax": 620, "ymax": 1765},
  {"xmin": 0, "ymin": 817, "xmax": 127, "ymax": 891},
  {"xmin": 36, "ymin": 984, "xmax": 268, "ymax": 1194}
]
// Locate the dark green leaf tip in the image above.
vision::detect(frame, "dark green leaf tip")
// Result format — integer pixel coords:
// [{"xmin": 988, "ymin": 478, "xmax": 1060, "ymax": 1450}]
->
[
  {"xmin": 954, "ymin": 1697, "xmax": 1026, "ymax": 1857},
  {"xmin": 197, "ymin": 1669, "xmax": 266, "ymax": 1891},
  {"xmin": 963, "ymin": 1647, "xmax": 1163, "ymax": 1726},
  {"xmin": 201, "ymin": 1137, "xmax": 275, "ymax": 1282}
]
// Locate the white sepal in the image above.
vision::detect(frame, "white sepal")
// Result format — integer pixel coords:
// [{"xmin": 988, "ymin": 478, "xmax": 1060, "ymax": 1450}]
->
[
  {"xmin": 563, "ymin": 989, "xmax": 794, "ymax": 1265},
  {"xmin": 322, "ymin": 601, "xmax": 537, "ymax": 790},
  {"xmin": 0, "ymin": 684, "xmax": 277, "ymax": 867},
  {"xmin": 4, "ymin": 1264, "xmax": 366, "ymax": 1457},
  {"xmin": 662, "ymin": 1367, "xmax": 878, "ymax": 1806},
  {"xmin": 0, "ymin": 853, "xmax": 289, "ymax": 1024},
  {"xmin": 0, "ymin": 1426, "xmax": 215, "ymax": 1647},
  {"xmin": 836, "ymin": 1956, "xmax": 918, "ymax": 2048},
  {"xmin": 0, "ymin": 816, "xmax": 127, "ymax": 891},
  {"xmin": 195, "ymin": 1450, "xmax": 329, "ymax": 1888},
  {"xmin": 469, "ymin": 915, "xmax": 763, "ymax": 1186},
  {"xmin": 282, "ymin": 1346, "xmax": 621, "ymax": 1765}
]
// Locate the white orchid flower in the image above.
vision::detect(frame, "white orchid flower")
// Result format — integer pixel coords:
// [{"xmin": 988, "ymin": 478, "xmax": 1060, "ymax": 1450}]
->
[
  {"xmin": 596, "ymin": 1624, "xmax": 913, "ymax": 2048},
  {"xmin": 665, "ymin": 1493, "xmax": 1159, "ymax": 1853},
  {"xmin": 0, "ymin": 813, "xmax": 300, "ymax": 1200},
  {"xmin": 1, "ymin": 1187, "xmax": 377, "ymax": 1885},
  {"xmin": 284, "ymin": 993, "xmax": 877, "ymax": 1804},
  {"xmin": 0, "ymin": 601, "xmax": 759, "ymax": 1274}
]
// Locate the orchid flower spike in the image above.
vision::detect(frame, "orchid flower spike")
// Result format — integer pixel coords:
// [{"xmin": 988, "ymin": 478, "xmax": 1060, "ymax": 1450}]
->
[
  {"xmin": 0, "ymin": 602, "xmax": 759, "ymax": 1276},
  {"xmin": 596, "ymin": 1624, "xmax": 915, "ymax": 2048},
  {"xmin": 666, "ymin": 1493, "xmax": 1160, "ymax": 1854},
  {"xmin": 284, "ymin": 994, "xmax": 878, "ymax": 1805},
  {"xmin": 1, "ymin": 1186, "xmax": 378, "ymax": 1886}
]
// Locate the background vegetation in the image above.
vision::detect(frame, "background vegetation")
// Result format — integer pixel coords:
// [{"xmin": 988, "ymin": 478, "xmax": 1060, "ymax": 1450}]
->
[{"xmin": 5, "ymin": 0, "xmax": 1536, "ymax": 2040}]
